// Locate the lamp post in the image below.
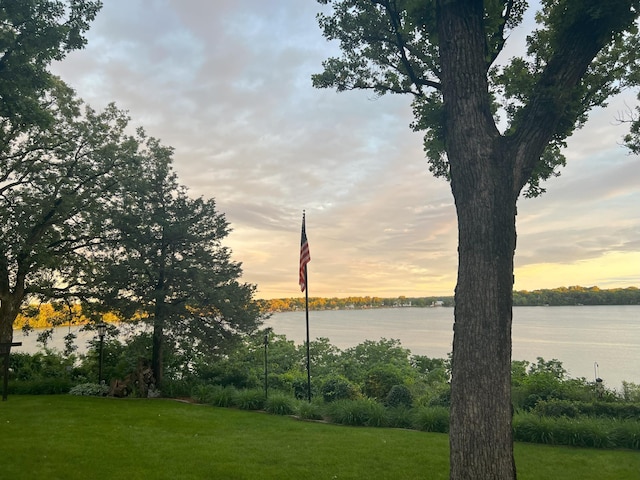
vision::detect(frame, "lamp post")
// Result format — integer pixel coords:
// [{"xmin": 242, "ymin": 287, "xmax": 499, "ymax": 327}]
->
[
  {"xmin": 97, "ymin": 323, "xmax": 107, "ymax": 384},
  {"xmin": 263, "ymin": 333, "xmax": 269, "ymax": 399}
]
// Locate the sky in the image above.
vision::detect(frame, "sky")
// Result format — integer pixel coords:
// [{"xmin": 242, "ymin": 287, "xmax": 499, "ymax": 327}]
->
[{"xmin": 50, "ymin": 1, "xmax": 640, "ymax": 300}]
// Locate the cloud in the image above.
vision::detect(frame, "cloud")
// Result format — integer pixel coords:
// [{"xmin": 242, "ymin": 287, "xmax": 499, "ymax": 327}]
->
[{"xmin": 50, "ymin": 1, "xmax": 640, "ymax": 298}]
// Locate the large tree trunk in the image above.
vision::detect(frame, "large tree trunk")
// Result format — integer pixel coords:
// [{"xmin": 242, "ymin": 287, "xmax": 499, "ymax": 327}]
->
[
  {"xmin": 437, "ymin": 2, "xmax": 518, "ymax": 478},
  {"xmin": 0, "ymin": 307, "xmax": 16, "ymax": 355},
  {"xmin": 0, "ymin": 269, "xmax": 26, "ymax": 356},
  {"xmin": 151, "ymin": 312, "xmax": 164, "ymax": 389},
  {"xmin": 449, "ymin": 153, "xmax": 517, "ymax": 480}
]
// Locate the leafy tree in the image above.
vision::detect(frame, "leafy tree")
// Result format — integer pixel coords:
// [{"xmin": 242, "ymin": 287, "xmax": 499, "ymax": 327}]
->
[
  {"xmin": 307, "ymin": 336, "xmax": 343, "ymax": 378},
  {"xmin": 363, "ymin": 365, "xmax": 406, "ymax": 400},
  {"xmin": 0, "ymin": 85, "xmax": 141, "ymax": 354},
  {"xmin": 91, "ymin": 140, "xmax": 263, "ymax": 387},
  {"xmin": 313, "ymin": 1, "xmax": 640, "ymax": 477},
  {"xmin": 0, "ymin": 0, "xmax": 102, "ymax": 132},
  {"xmin": 339, "ymin": 338, "xmax": 415, "ymax": 385}
]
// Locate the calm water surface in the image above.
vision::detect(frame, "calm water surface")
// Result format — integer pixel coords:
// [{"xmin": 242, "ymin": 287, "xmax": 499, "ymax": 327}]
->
[{"xmin": 13, "ymin": 305, "xmax": 639, "ymax": 389}]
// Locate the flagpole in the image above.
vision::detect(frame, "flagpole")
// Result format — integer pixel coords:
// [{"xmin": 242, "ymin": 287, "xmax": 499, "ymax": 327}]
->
[
  {"xmin": 305, "ymin": 264, "xmax": 311, "ymax": 402},
  {"xmin": 299, "ymin": 210, "xmax": 312, "ymax": 402}
]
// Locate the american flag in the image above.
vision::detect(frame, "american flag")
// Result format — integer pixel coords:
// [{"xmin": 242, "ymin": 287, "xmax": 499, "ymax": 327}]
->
[{"xmin": 299, "ymin": 213, "xmax": 310, "ymax": 292}]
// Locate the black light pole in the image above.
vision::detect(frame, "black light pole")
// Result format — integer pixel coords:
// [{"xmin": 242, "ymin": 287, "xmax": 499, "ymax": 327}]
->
[
  {"xmin": 263, "ymin": 333, "xmax": 269, "ymax": 399},
  {"xmin": 97, "ymin": 323, "xmax": 107, "ymax": 384}
]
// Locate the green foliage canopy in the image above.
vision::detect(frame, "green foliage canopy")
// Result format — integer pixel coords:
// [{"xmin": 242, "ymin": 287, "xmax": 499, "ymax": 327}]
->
[
  {"xmin": 0, "ymin": 0, "xmax": 102, "ymax": 130},
  {"xmin": 313, "ymin": 0, "xmax": 640, "ymax": 196}
]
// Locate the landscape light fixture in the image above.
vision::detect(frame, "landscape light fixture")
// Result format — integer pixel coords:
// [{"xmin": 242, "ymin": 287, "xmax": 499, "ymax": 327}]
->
[{"xmin": 97, "ymin": 323, "xmax": 107, "ymax": 384}]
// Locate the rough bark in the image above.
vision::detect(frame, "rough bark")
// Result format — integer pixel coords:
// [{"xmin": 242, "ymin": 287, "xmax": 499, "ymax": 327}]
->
[
  {"xmin": 437, "ymin": 2, "xmax": 518, "ymax": 478},
  {"xmin": 449, "ymin": 153, "xmax": 518, "ymax": 479},
  {"xmin": 151, "ymin": 315, "xmax": 163, "ymax": 389},
  {"xmin": 0, "ymin": 256, "xmax": 26, "ymax": 356}
]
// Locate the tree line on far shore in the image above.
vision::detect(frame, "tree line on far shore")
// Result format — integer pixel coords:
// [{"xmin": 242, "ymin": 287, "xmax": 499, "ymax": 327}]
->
[{"xmin": 259, "ymin": 286, "xmax": 640, "ymax": 312}]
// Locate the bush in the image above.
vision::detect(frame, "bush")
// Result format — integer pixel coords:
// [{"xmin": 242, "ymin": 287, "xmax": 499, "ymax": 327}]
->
[
  {"xmin": 512, "ymin": 412, "xmax": 640, "ymax": 449},
  {"xmin": 161, "ymin": 378, "xmax": 193, "ymax": 398},
  {"xmin": 69, "ymin": 383, "xmax": 109, "ymax": 397},
  {"xmin": 512, "ymin": 413, "xmax": 556, "ymax": 444},
  {"xmin": 611, "ymin": 420, "xmax": 640, "ymax": 450},
  {"xmin": 533, "ymin": 399, "xmax": 640, "ymax": 420},
  {"xmin": 412, "ymin": 406, "xmax": 449, "ymax": 433},
  {"xmin": 415, "ymin": 384, "xmax": 451, "ymax": 408},
  {"xmin": 326, "ymin": 399, "xmax": 387, "ymax": 427},
  {"xmin": 235, "ymin": 388, "xmax": 265, "ymax": 410},
  {"xmin": 362, "ymin": 367, "xmax": 404, "ymax": 401},
  {"xmin": 385, "ymin": 384, "xmax": 413, "ymax": 408},
  {"xmin": 9, "ymin": 378, "xmax": 74, "ymax": 395},
  {"xmin": 321, "ymin": 376, "xmax": 359, "ymax": 403},
  {"xmin": 210, "ymin": 385, "xmax": 238, "ymax": 407},
  {"xmin": 533, "ymin": 399, "xmax": 579, "ymax": 418},
  {"xmin": 296, "ymin": 400, "xmax": 325, "ymax": 421},
  {"xmin": 386, "ymin": 406, "xmax": 414, "ymax": 429},
  {"xmin": 265, "ymin": 393, "xmax": 296, "ymax": 415},
  {"xmin": 192, "ymin": 384, "xmax": 218, "ymax": 404}
]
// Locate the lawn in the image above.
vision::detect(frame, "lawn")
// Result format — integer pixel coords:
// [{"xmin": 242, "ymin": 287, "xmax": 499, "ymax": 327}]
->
[{"xmin": 0, "ymin": 395, "xmax": 638, "ymax": 479}]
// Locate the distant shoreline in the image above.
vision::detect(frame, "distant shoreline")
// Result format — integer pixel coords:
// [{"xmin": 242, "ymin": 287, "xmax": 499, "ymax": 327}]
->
[{"xmin": 259, "ymin": 286, "xmax": 639, "ymax": 312}]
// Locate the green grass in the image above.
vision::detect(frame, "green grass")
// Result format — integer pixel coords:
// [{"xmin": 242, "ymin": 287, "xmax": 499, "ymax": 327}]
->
[{"xmin": 0, "ymin": 396, "xmax": 638, "ymax": 480}]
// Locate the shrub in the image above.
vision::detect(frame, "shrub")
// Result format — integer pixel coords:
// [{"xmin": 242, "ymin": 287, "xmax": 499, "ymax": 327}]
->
[
  {"xmin": 512, "ymin": 412, "xmax": 640, "ymax": 449},
  {"xmin": 412, "ymin": 406, "xmax": 449, "ymax": 433},
  {"xmin": 69, "ymin": 383, "xmax": 109, "ymax": 397},
  {"xmin": 386, "ymin": 406, "xmax": 414, "ymax": 429},
  {"xmin": 587, "ymin": 402, "xmax": 640, "ymax": 420},
  {"xmin": 296, "ymin": 400, "xmax": 325, "ymax": 421},
  {"xmin": 385, "ymin": 384, "xmax": 413, "ymax": 408},
  {"xmin": 265, "ymin": 393, "xmax": 296, "ymax": 415},
  {"xmin": 366, "ymin": 401, "xmax": 388, "ymax": 427},
  {"xmin": 326, "ymin": 399, "xmax": 387, "ymax": 427},
  {"xmin": 292, "ymin": 375, "xmax": 315, "ymax": 400},
  {"xmin": 235, "ymin": 388, "xmax": 265, "ymax": 410},
  {"xmin": 553, "ymin": 417, "xmax": 613, "ymax": 448},
  {"xmin": 321, "ymin": 376, "xmax": 359, "ymax": 403},
  {"xmin": 362, "ymin": 367, "xmax": 404, "ymax": 401},
  {"xmin": 192, "ymin": 384, "xmax": 218, "ymax": 404},
  {"xmin": 414, "ymin": 384, "xmax": 451, "ymax": 408},
  {"xmin": 512, "ymin": 413, "xmax": 556, "ymax": 444},
  {"xmin": 621, "ymin": 381, "xmax": 640, "ymax": 402},
  {"xmin": 532, "ymin": 399, "xmax": 640, "ymax": 420},
  {"xmin": 9, "ymin": 378, "xmax": 74, "ymax": 395},
  {"xmin": 210, "ymin": 385, "xmax": 238, "ymax": 407},
  {"xmin": 611, "ymin": 420, "xmax": 640, "ymax": 450},
  {"xmin": 533, "ymin": 399, "xmax": 579, "ymax": 418},
  {"xmin": 161, "ymin": 378, "xmax": 193, "ymax": 398}
]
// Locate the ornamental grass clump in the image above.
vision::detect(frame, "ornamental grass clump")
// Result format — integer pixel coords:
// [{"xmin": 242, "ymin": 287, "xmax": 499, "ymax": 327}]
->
[
  {"xmin": 295, "ymin": 399, "xmax": 324, "ymax": 421},
  {"xmin": 552, "ymin": 417, "xmax": 613, "ymax": 448},
  {"xmin": 191, "ymin": 384, "xmax": 219, "ymax": 404},
  {"xmin": 512, "ymin": 412, "xmax": 640, "ymax": 449},
  {"xmin": 386, "ymin": 406, "xmax": 414, "ymax": 429},
  {"xmin": 611, "ymin": 420, "xmax": 640, "ymax": 450},
  {"xmin": 209, "ymin": 385, "xmax": 238, "ymax": 407},
  {"xmin": 235, "ymin": 388, "xmax": 266, "ymax": 410},
  {"xmin": 265, "ymin": 393, "xmax": 296, "ymax": 415},
  {"xmin": 326, "ymin": 398, "xmax": 387, "ymax": 427},
  {"xmin": 412, "ymin": 406, "xmax": 450, "ymax": 433}
]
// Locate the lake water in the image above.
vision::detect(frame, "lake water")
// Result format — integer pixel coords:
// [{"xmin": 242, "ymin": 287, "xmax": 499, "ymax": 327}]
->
[
  {"xmin": 262, "ymin": 306, "xmax": 639, "ymax": 390},
  {"xmin": 12, "ymin": 305, "xmax": 639, "ymax": 390}
]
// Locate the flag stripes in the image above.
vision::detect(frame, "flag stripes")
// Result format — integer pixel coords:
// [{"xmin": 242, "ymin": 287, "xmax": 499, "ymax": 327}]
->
[{"xmin": 299, "ymin": 213, "xmax": 310, "ymax": 292}]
